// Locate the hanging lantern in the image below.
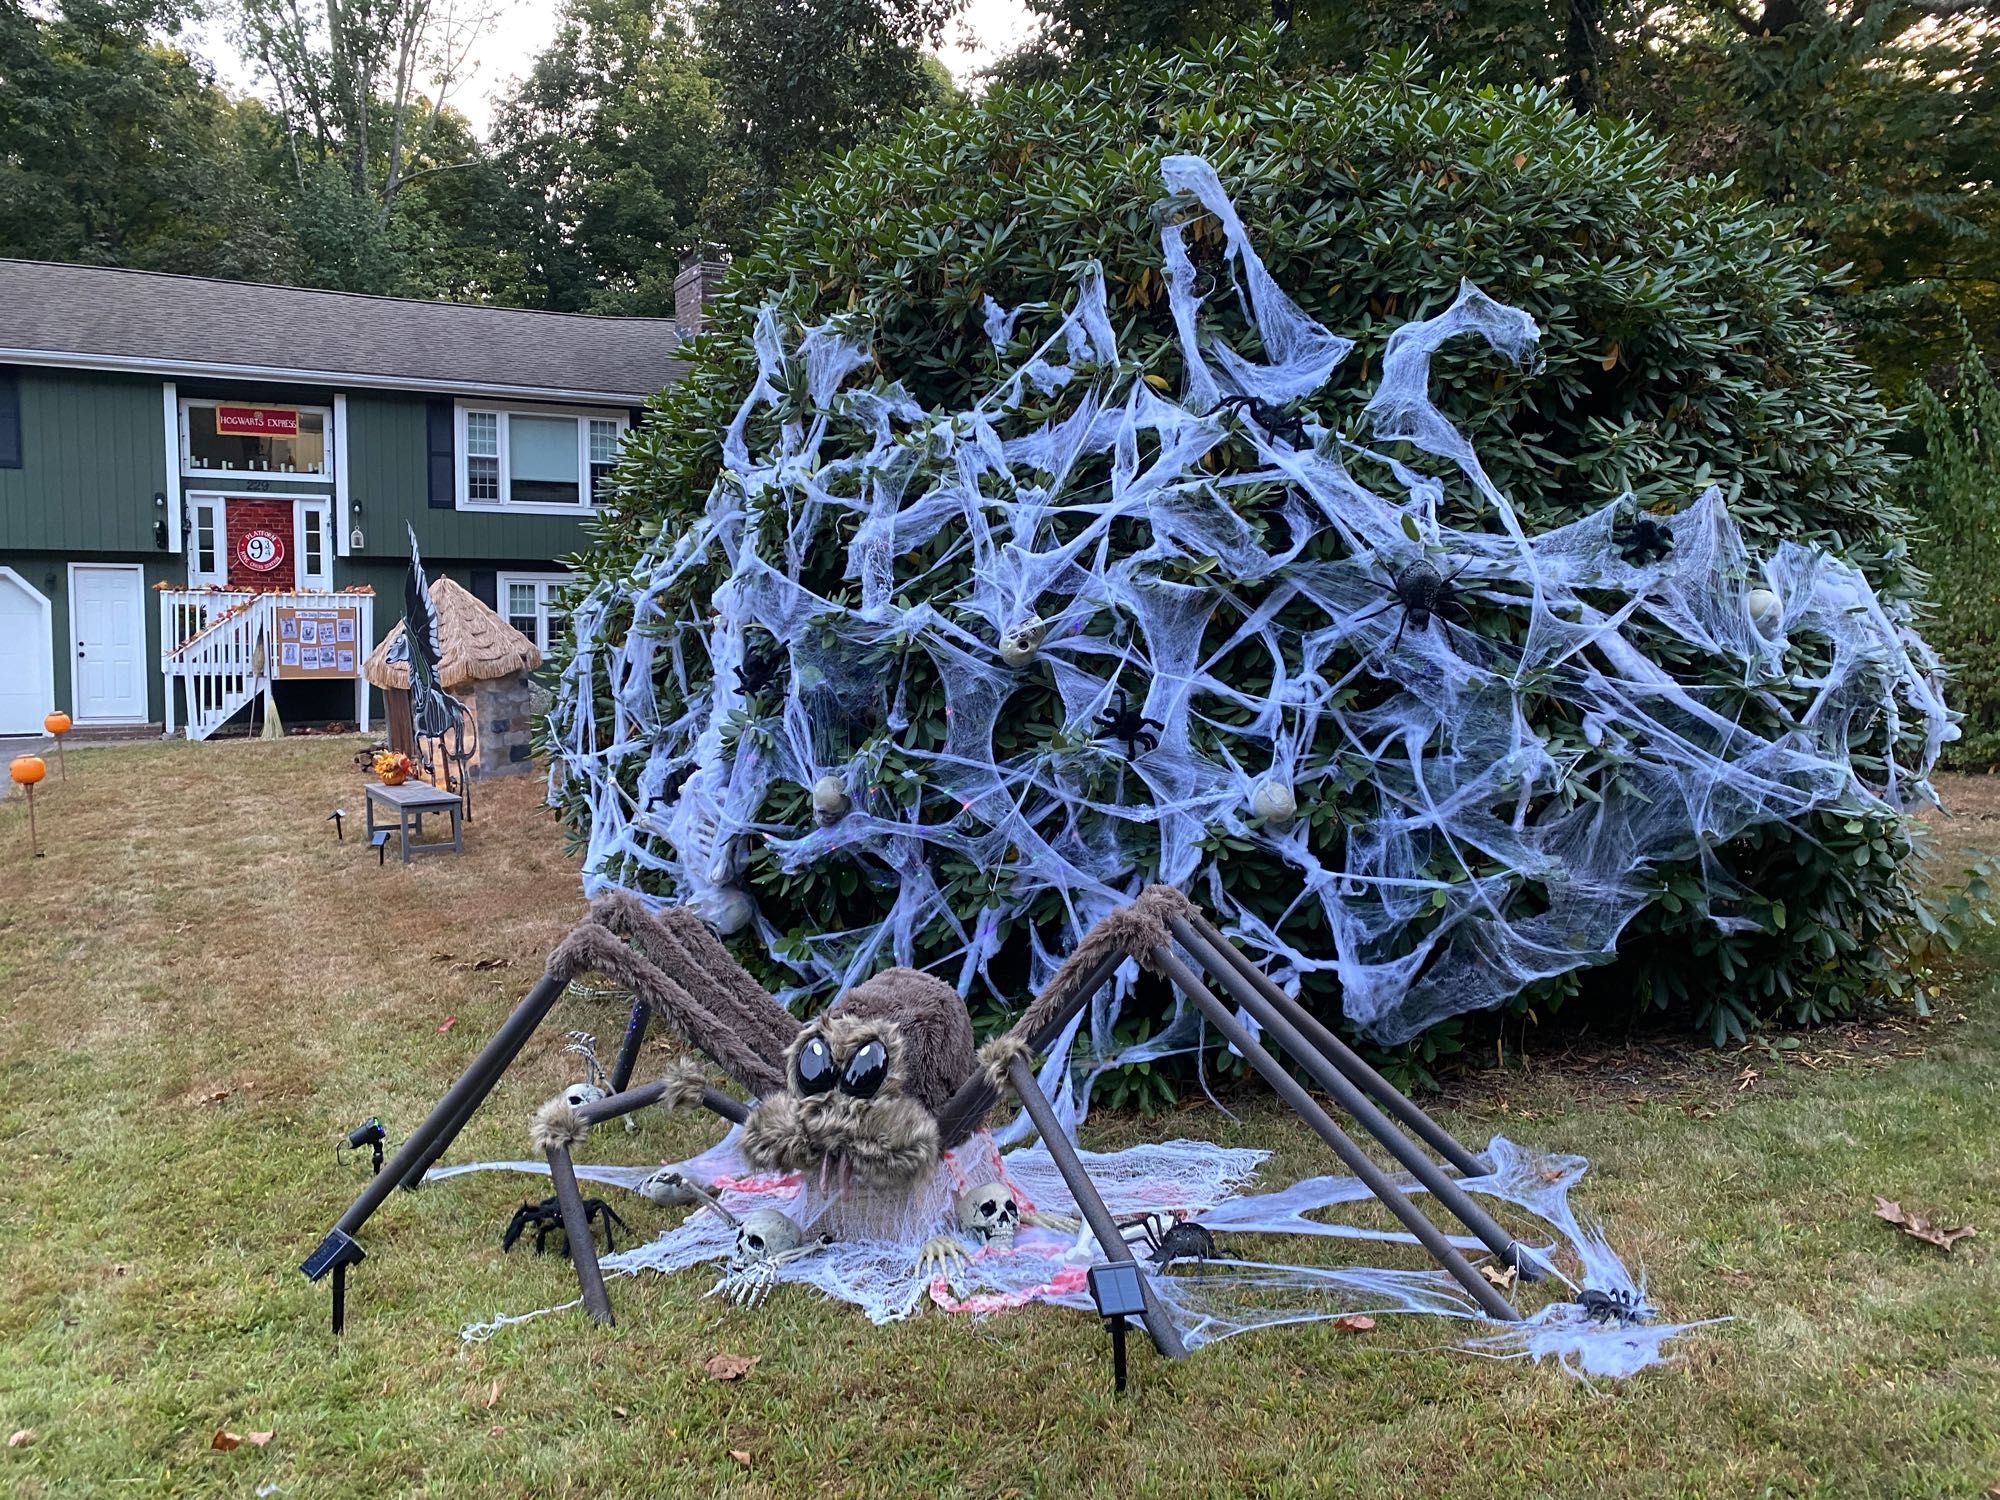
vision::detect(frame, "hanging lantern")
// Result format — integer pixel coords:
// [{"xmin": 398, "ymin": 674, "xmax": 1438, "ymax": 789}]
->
[{"xmin": 10, "ymin": 755, "xmax": 47, "ymax": 858}]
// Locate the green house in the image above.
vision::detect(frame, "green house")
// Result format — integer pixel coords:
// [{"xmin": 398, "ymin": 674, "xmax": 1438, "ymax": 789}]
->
[{"xmin": 0, "ymin": 258, "xmax": 710, "ymax": 737}]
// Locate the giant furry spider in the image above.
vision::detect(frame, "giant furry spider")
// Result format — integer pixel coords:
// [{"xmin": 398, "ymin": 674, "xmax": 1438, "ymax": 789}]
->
[
  {"xmin": 1618, "ymin": 514, "xmax": 1675, "ymax": 566},
  {"xmin": 1356, "ymin": 558, "xmax": 1472, "ymax": 651},
  {"xmin": 1202, "ymin": 393, "xmax": 1310, "ymax": 449},
  {"xmin": 502, "ymin": 1195, "xmax": 631, "ymax": 1257},
  {"xmin": 1096, "ymin": 687, "xmax": 1164, "ymax": 759}
]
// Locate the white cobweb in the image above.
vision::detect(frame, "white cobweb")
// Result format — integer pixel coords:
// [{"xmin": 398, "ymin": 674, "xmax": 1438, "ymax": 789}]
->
[
  {"xmin": 445, "ymin": 1129, "xmax": 1717, "ymax": 1379},
  {"xmin": 550, "ymin": 154, "xmax": 1950, "ymax": 1124}
]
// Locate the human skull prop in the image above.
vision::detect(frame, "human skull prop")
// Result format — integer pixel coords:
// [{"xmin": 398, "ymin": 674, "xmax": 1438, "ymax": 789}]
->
[
  {"xmin": 998, "ymin": 614, "xmax": 1048, "ymax": 668},
  {"xmin": 956, "ymin": 1182, "xmax": 1020, "ymax": 1250},
  {"xmin": 731, "ymin": 1208, "xmax": 805, "ymax": 1273},
  {"xmin": 562, "ymin": 1082, "xmax": 608, "ymax": 1109},
  {"xmin": 812, "ymin": 774, "xmax": 852, "ymax": 827}
]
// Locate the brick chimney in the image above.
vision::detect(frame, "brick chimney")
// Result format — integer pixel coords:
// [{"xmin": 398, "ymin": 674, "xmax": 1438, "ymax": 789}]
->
[{"xmin": 674, "ymin": 250, "xmax": 730, "ymax": 336}]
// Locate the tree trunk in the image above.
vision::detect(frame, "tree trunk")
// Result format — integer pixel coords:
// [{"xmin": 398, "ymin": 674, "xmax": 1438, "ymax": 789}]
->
[{"xmin": 1564, "ymin": 0, "xmax": 1606, "ymax": 114}]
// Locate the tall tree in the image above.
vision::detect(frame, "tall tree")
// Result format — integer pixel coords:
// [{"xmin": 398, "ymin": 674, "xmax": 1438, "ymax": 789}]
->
[
  {"xmin": 691, "ymin": 0, "xmax": 961, "ymax": 238},
  {"xmin": 0, "ymin": 0, "xmax": 297, "ymax": 279},
  {"xmin": 232, "ymin": 0, "xmax": 498, "ymax": 225},
  {"xmin": 491, "ymin": 0, "xmax": 731, "ymax": 313}
]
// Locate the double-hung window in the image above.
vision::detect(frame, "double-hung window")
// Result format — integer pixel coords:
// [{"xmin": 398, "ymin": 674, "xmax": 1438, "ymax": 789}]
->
[
  {"xmin": 496, "ymin": 572, "xmax": 570, "ymax": 653},
  {"xmin": 455, "ymin": 404, "xmax": 627, "ymax": 513}
]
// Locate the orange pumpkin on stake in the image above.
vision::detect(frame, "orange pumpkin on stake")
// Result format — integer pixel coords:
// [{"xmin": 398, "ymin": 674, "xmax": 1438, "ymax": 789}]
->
[
  {"xmin": 42, "ymin": 711, "xmax": 71, "ymax": 778},
  {"xmin": 10, "ymin": 754, "xmax": 47, "ymax": 857}
]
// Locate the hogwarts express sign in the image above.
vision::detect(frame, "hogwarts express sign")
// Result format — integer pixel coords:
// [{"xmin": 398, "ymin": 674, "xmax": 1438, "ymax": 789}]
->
[{"xmin": 216, "ymin": 405, "xmax": 301, "ymax": 436}]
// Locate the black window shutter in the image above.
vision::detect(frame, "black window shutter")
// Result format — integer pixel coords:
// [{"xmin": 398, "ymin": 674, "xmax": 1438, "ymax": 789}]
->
[
  {"xmin": 0, "ymin": 368, "xmax": 21, "ymax": 469},
  {"xmin": 426, "ymin": 398, "xmax": 454, "ymax": 507},
  {"xmin": 469, "ymin": 568, "xmax": 497, "ymax": 609}
]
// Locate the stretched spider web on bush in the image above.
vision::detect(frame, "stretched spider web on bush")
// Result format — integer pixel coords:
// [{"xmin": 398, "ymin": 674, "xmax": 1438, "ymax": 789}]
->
[{"xmin": 551, "ymin": 155, "xmax": 1949, "ymax": 1117}]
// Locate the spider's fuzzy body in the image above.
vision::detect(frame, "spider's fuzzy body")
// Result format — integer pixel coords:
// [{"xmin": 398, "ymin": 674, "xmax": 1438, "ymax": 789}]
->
[
  {"xmin": 1361, "ymin": 558, "xmax": 1472, "ymax": 651},
  {"xmin": 738, "ymin": 966, "xmax": 977, "ymax": 1191}
]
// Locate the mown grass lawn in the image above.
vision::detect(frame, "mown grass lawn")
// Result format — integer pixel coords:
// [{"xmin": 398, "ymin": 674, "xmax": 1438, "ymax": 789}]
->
[{"xmin": 0, "ymin": 738, "xmax": 1995, "ymax": 1498}]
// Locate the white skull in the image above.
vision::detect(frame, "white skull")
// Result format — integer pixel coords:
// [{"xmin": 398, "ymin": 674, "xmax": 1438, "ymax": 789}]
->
[
  {"xmin": 562, "ymin": 1082, "xmax": 607, "ymax": 1109},
  {"xmin": 998, "ymin": 615, "xmax": 1047, "ymax": 668},
  {"xmin": 731, "ymin": 1209, "xmax": 804, "ymax": 1273},
  {"xmin": 957, "ymin": 1182, "xmax": 1020, "ymax": 1249},
  {"xmin": 812, "ymin": 774, "xmax": 852, "ymax": 827}
]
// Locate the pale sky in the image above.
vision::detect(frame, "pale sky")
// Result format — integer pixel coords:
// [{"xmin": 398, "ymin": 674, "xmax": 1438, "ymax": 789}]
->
[{"xmin": 201, "ymin": 1, "xmax": 1041, "ymax": 139}]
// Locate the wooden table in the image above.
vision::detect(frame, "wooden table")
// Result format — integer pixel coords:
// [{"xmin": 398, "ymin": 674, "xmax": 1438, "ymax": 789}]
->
[{"xmin": 364, "ymin": 780, "xmax": 464, "ymax": 863}]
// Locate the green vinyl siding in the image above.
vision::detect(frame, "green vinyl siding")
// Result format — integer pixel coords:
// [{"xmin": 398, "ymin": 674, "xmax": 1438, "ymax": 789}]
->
[
  {"xmin": 0, "ymin": 370, "xmax": 166, "ymax": 553},
  {"xmin": 0, "ymin": 550, "xmax": 186, "ymax": 722},
  {"xmin": 343, "ymin": 393, "xmax": 599, "ymax": 565}
]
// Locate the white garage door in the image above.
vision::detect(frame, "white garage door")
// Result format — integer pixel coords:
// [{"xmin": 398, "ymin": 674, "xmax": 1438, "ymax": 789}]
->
[{"xmin": 0, "ymin": 568, "xmax": 54, "ymax": 735}]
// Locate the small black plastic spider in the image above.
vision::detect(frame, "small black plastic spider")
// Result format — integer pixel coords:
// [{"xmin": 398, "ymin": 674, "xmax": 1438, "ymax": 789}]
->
[
  {"xmin": 1619, "ymin": 514, "xmax": 1675, "ymax": 566},
  {"xmin": 733, "ymin": 638, "xmax": 785, "ymax": 699},
  {"xmin": 1096, "ymin": 687, "xmax": 1163, "ymax": 759},
  {"xmin": 501, "ymin": 1196, "xmax": 631, "ymax": 1257},
  {"xmin": 1355, "ymin": 558, "xmax": 1472, "ymax": 651},
  {"xmin": 1149, "ymin": 1220, "xmax": 1229, "ymax": 1268},
  {"xmin": 1573, "ymin": 1286, "xmax": 1654, "ymax": 1325},
  {"xmin": 1203, "ymin": 393, "xmax": 1310, "ymax": 449}
]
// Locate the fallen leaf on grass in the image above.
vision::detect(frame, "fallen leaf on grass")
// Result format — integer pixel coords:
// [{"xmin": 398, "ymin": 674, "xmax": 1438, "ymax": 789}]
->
[
  {"xmin": 455, "ymin": 957, "xmax": 511, "ymax": 972},
  {"xmin": 729, "ymin": 1449, "xmax": 753, "ymax": 1467},
  {"xmin": 200, "ymin": 1089, "xmax": 231, "ymax": 1106},
  {"xmin": 705, "ymin": 1353, "xmax": 759, "ymax": 1381},
  {"xmin": 1332, "ymin": 1315, "xmax": 1376, "ymax": 1333},
  {"xmin": 611, "ymin": 1406, "xmax": 629, "ymax": 1420},
  {"xmin": 211, "ymin": 1431, "xmax": 242, "ymax": 1451},
  {"xmin": 7, "ymin": 1430, "xmax": 33, "ymax": 1448},
  {"xmin": 488, "ymin": 1424, "xmax": 505, "ymax": 1438},
  {"xmin": 436, "ymin": 1015, "xmax": 458, "ymax": 1034},
  {"xmin": 482, "ymin": 1379, "xmax": 502, "ymax": 1410},
  {"xmin": 1874, "ymin": 1197, "xmax": 1977, "ymax": 1253},
  {"xmin": 245, "ymin": 1432, "xmax": 274, "ymax": 1448}
]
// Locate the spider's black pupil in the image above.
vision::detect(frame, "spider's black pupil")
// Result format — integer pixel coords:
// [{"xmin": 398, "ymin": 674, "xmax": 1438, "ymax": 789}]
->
[
  {"xmin": 795, "ymin": 1036, "xmax": 836, "ymax": 1095},
  {"xmin": 840, "ymin": 1040, "xmax": 889, "ymax": 1099}
]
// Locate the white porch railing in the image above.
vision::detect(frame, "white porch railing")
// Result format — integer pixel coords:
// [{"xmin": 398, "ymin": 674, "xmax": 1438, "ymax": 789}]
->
[{"xmin": 160, "ymin": 588, "xmax": 375, "ymax": 741}]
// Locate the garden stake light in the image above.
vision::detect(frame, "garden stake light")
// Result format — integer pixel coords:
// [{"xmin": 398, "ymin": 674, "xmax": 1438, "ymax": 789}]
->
[
  {"xmin": 42, "ymin": 712, "xmax": 70, "ymax": 779},
  {"xmin": 10, "ymin": 755, "xmax": 46, "ymax": 857}
]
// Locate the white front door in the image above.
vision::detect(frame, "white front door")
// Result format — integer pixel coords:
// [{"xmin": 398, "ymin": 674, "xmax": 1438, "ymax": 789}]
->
[
  {"xmin": 295, "ymin": 497, "xmax": 333, "ymax": 591},
  {"xmin": 0, "ymin": 567, "xmax": 54, "ymax": 734},
  {"xmin": 69, "ymin": 563, "xmax": 149, "ymax": 724}
]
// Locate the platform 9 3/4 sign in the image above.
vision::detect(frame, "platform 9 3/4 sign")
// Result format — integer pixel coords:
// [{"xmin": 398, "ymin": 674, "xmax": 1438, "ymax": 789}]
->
[{"xmin": 236, "ymin": 527, "xmax": 285, "ymax": 572}]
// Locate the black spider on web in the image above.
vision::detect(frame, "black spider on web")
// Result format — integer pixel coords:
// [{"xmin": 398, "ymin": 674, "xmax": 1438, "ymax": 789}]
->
[
  {"xmin": 734, "ymin": 636, "xmax": 785, "ymax": 699},
  {"xmin": 1618, "ymin": 514, "xmax": 1675, "ymax": 566},
  {"xmin": 1202, "ymin": 393, "xmax": 1311, "ymax": 449},
  {"xmin": 1096, "ymin": 686, "xmax": 1163, "ymax": 759},
  {"xmin": 1355, "ymin": 558, "xmax": 1474, "ymax": 651}
]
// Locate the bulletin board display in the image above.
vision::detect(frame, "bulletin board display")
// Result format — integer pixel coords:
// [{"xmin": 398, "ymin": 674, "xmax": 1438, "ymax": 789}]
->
[{"xmin": 274, "ymin": 604, "xmax": 361, "ymax": 679}]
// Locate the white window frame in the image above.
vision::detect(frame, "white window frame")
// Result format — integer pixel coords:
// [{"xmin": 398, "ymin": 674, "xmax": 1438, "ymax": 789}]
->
[
  {"xmin": 495, "ymin": 570, "xmax": 571, "ymax": 654},
  {"xmin": 185, "ymin": 493, "xmax": 229, "ymax": 586},
  {"xmin": 295, "ymin": 496, "xmax": 334, "ymax": 592},
  {"xmin": 454, "ymin": 402, "xmax": 626, "ymax": 516},
  {"xmin": 177, "ymin": 398, "xmax": 335, "ymax": 484}
]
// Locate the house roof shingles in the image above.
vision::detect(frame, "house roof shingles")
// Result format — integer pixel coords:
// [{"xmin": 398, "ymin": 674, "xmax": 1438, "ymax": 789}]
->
[{"xmin": 0, "ymin": 258, "xmax": 684, "ymax": 403}]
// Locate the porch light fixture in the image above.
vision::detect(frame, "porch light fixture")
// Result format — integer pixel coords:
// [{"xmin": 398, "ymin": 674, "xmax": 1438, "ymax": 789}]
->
[{"xmin": 154, "ymin": 491, "xmax": 169, "ymax": 550}]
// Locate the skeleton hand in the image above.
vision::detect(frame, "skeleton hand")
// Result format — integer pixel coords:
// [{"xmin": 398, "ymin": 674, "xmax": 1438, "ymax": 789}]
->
[
  {"xmin": 915, "ymin": 1232, "xmax": 970, "ymax": 1287},
  {"xmin": 705, "ymin": 1233, "xmax": 830, "ymax": 1310}
]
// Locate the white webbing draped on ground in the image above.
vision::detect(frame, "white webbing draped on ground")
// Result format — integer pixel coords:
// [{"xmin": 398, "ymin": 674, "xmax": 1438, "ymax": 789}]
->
[{"xmin": 446, "ymin": 1130, "xmax": 1715, "ymax": 1379}]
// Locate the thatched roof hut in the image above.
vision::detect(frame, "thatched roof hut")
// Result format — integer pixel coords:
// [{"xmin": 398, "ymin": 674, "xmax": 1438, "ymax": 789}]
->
[{"xmin": 363, "ymin": 577, "xmax": 541, "ymax": 691}]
